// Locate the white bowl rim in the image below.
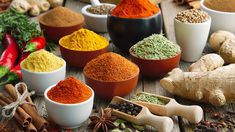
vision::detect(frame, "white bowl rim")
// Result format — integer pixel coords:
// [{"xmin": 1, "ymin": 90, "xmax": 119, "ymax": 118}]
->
[
  {"xmin": 174, "ymin": 16, "xmax": 211, "ymax": 25},
  {"xmin": 44, "ymin": 83, "xmax": 94, "ymax": 106},
  {"xmin": 81, "ymin": 3, "xmax": 116, "ymax": 18},
  {"xmin": 21, "ymin": 58, "xmax": 66, "ymax": 74},
  {"xmin": 200, "ymin": 0, "xmax": 235, "ymax": 15}
]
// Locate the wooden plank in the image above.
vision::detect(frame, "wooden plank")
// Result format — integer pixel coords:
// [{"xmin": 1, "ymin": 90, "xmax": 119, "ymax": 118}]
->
[{"xmin": 160, "ymin": 0, "xmax": 189, "ymax": 42}]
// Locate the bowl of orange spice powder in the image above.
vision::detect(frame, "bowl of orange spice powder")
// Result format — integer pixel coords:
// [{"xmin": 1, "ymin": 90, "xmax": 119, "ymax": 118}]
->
[
  {"xmin": 83, "ymin": 52, "xmax": 139, "ymax": 99},
  {"xmin": 107, "ymin": 0, "xmax": 162, "ymax": 52},
  {"xmin": 44, "ymin": 77, "xmax": 94, "ymax": 128}
]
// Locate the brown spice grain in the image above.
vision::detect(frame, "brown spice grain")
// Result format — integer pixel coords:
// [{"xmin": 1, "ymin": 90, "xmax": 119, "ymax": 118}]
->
[
  {"xmin": 86, "ymin": 4, "xmax": 114, "ymax": 15},
  {"xmin": 39, "ymin": 6, "xmax": 84, "ymax": 27},
  {"xmin": 175, "ymin": 9, "xmax": 209, "ymax": 23}
]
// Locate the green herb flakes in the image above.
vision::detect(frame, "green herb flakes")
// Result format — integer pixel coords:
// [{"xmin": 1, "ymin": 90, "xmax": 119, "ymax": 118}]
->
[
  {"xmin": 130, "ymin": 34, "xmax": 180, "ymax": 60},
  {"xmin": 132, "ymin": 93, "xmax": 168, "ymax": 105},
  {"xmin": 0, "ymin": 10, "xmax": 41, "ymax": 48}
]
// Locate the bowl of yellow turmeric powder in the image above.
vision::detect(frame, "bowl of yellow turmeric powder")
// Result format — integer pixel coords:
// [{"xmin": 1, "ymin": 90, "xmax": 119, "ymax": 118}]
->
[{"xmin": 59, "ymin": 28, "xmax": 109, "ymax": 68}]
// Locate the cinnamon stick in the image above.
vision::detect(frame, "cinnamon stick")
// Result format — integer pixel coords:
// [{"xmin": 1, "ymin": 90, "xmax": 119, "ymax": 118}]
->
[
  {"xmin": 41, "ymin": 127, "xmax": 48, "ymax": 132},
  {"xmin": 4, "ymin": 84, "xmax": 48, "ymax": 131},
  {"xmin": 25, "ymin": 123, "xmax": 37, "ymax": 132},
  {"xmin": 12, "ymin": 119, "xmax": 24, "ymax": 132},
  {"xmin": 0, "ymin": 98, "xmax": 29, "ymax": 127},
  {"xmin": 5, "ymin": 84, "xmax": 33, "ymax": 103}
]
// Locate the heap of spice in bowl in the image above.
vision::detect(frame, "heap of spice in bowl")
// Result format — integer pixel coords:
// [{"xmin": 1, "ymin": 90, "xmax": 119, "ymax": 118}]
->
[
  {"xmin": 201, "ymin": 0, "xmax": 235, "ymax": 33},
  {"xmin": 129, "ymin": 34, "xmax": 181, "ymax": 77},
  {"xmin": 83, "ymin": 52, "xmax": 139, "ymax": 99},
  {"xmin": 44, "ymin": 77, "xmax": 94, "ymax": 128},
  {"xmin": 107, "ymin": 0, "xmax": 162, "ymax": 51},
  {"xmin": 81, "ymin": 3, "xmax": 115, "ymax": 32},
  {"xmin": 59, "ymin": 28, "xmax": 109, "ymax": 67},
  {"xmin": 21, "ymin": 49, "xmax": 66, "ymax": 95},
  {"xmin": 38, "ymin": 6, "xmax": 84, "ymax": 42}
]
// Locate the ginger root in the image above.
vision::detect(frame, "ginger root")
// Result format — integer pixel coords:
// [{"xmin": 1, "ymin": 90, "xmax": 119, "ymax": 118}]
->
[
  {"xmin": 219, "ymin": 39, "xmax": 235, "ymax": 64},
  {"xmin": 10, "ymin": 0, "xmax": 31, "ymax": 13},
  {"xmin": 189, "ymin": 53, "xmax": 224, "ymax": 72},
  {"xmin": 209, "ymin": 30, "xmax": 235, "ymax": 52},
  {"xmin": 47, "ymin": 0, "xmax": 63, "ymax": 8},
  {"xmin": 160, "ymin": 64, "xmax": 235, "ymax": 106},
  {"xmin": 27, "ymin": 0, "xmax": 40, "ymax": 16},
  {"xmin": 34, "ymin": 0, "xmax": 50, "ymax": 12}
]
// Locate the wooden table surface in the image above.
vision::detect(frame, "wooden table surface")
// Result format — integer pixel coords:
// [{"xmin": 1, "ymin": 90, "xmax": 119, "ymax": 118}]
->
[{"xmin": 29, "ymin": 0, "xmax": 235, "ymax": 132}]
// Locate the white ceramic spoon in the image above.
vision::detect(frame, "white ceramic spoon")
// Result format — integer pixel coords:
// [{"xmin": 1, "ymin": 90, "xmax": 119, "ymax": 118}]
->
[
  {"xmin": 110, "ymin": 96, "xmax": 174, "ymax": 132},
  {"xmin": 133, "ymin": 92, "xmax": 203, "ymax": 123}
]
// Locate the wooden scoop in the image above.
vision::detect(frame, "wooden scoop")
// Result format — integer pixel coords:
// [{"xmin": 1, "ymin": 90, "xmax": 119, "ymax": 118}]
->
[
  {"xmin": 133, "ymin": 92, "xmax": 203, "ymax": 123},
  {"xmin": 110, "ymin": 96, "xmax": 173, "ymax": 132}
]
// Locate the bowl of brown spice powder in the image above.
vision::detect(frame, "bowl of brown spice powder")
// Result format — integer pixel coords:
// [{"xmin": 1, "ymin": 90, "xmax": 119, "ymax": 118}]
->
[
  {"xmin": 38, "ymin": 6, "xmax": 84, "ymax": 42},
  {"xmin": 201, "ymin": 0, "xmax": 235, "ymax": 33}
]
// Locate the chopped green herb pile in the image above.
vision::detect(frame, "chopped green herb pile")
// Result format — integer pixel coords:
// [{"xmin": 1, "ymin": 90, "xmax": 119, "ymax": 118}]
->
[
  {"xmin": 0, "ymin": 10, "xmax": 41, "ymax": 48},
  {"xmin": 130, "ymin": 34, "xmax": 180, "ymax": 60},
  {"xmin": 132, "ymin": 93, "xmax": 168, "ymax": 105}
]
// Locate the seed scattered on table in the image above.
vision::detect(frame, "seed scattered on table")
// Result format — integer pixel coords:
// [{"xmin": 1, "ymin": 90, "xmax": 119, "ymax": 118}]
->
[
  {"xmin": 175, "ymin": 9, "xmax": 209, "ymax": 23},
  {"xmin": 109, "ymin": 102, "xmax": 142, "ymax": 116}
]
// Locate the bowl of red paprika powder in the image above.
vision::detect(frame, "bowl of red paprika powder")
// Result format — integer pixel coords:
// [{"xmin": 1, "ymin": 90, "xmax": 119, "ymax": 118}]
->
[
  {"xmin": 44, "ymin": 77, "xmax": 94, "ymax": 128},
  {"xmin": 107, "ymin": 0, "xmax": 162, "ymax": 52}
]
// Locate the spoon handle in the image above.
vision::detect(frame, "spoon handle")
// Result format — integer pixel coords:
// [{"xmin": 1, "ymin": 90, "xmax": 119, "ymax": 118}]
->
[
  {"xmin": 169, "ymin": 100, "xmax": 203, "ymax": 123},
  {"xmin": 90, "ymin": 0, "xmax": 101, "ymax": 6},
  {"xmin": 142, "ymin": 110, "xmax": 173, "ymax": 132}
]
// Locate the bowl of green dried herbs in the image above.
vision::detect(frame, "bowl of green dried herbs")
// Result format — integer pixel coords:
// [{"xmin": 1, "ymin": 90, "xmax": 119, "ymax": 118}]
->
[{"xmin": 129, "ymin": 34, "xmax": 181, "ymax": 77}]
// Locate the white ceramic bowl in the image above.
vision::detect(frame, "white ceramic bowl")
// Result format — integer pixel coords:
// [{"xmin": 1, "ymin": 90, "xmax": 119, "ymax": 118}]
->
[
  {"xmin": 21, "ymin": 59, "xmax": 66, "ymax": 96},
  {"xmin": 174, "ymin": 17, "xmax": 211, "ymax": 62},
  {"xmin": 44, "ymin": 84, "xmax": 94, "ymax": 128},
  {"xmin": 81, "ymin": 3, "xmax": 115, "ymax": 32},
  {"xmin": 200, "ymin": 0, "xmax": 235, "ymax": 33}
]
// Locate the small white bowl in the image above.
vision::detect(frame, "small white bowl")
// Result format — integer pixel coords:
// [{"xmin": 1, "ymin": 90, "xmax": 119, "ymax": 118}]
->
[
  {"xmin": 81, "ymin": 3, "xmax": 115, "ymax": 32},
  {"xmin": 44, "ymin": 84, "xmax": 94, "ymax": 128},
  {"xmin": 21, "ymin": 59, "xmax": 66, "ymax": 96},
  {"xmin": 201, "ymin": 0, "xmax": 235, "ymax": 33}
]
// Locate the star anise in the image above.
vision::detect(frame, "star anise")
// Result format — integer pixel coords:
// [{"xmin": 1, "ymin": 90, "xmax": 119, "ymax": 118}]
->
[{"xmin": 88, "ymin": 108, "xmax": 117, "ymax": 132}]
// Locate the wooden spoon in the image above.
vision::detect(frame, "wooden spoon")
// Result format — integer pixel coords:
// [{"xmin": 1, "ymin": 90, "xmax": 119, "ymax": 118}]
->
[
  {"xmin": 133, "ymin": 92, "xmax": 203, "ymax": 123},
  {"xmin": 110, "ymin": 96, "xmax": 173, "ymax": 132}
]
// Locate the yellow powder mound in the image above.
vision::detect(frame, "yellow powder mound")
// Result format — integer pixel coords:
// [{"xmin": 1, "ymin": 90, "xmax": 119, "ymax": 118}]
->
[
  {"xmin": 59, "ymin": 28, "xmax": 109, "ymax": 51},
  {"xmin": 21, "ymin": 49, "xmax": 64, "ymax": 72}
]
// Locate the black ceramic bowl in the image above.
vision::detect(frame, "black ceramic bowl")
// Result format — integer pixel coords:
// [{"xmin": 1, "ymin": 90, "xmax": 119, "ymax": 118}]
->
[{"xmin": 107, "ymin": 11, "xmax": 162, "ymax": 52}]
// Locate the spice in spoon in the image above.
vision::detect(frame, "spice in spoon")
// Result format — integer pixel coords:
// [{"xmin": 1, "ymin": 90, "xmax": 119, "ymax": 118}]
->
[
  {"xmin": 131, "ymin": 93, "xmax": 168, "ymax": 105},
  {"xmin": 109, "ymin": 102, "xmax": 142, "ymax": 116}
]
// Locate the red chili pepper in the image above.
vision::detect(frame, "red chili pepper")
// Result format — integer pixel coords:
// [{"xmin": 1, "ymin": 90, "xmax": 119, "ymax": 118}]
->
[
  {"xmin": 0, "ymin": 33, "xmax": 19, "ymax": 78},
  {"xmin": 0, "ymin": 53, "xmax": 29, "ymax": 86},
  {"xmin": 24, "ymin": 36, "xmax": 46, "ymax": 52}
]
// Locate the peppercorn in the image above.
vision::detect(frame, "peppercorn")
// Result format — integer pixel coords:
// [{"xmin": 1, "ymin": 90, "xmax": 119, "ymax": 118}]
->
[{"xmin": 110, "ymin": 102, "xmax": 142, "ymax": 116}]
